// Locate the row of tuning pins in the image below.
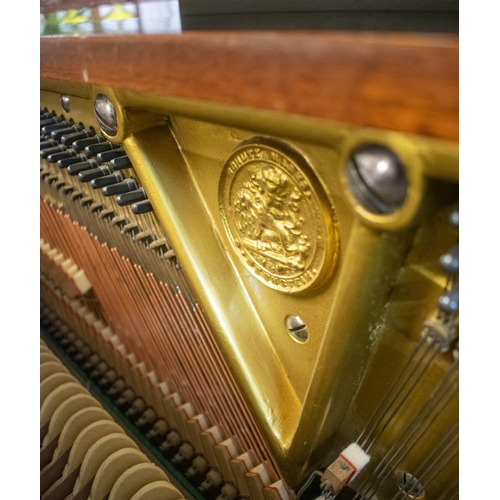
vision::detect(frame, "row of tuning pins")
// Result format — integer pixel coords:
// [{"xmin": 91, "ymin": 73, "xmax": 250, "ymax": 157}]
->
[
  {"xmin": 40, "ymin": 110, "xmax": 153, "ymax": 216},
  {"xmin": 438, "ymin": 210, "xmax": 459, "ymax": 314}
]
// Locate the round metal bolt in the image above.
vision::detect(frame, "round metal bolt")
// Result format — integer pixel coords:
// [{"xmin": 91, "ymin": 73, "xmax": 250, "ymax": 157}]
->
[
  {"xmin": 94, "ymin": 93, "xmax": 118, "ymax": 136},
  {"xmin": 61, "ymin": 94, "xmax": 71, "ymax": 113},
  {"xmin": 346, "ymin": 144, "xmax": 408, "ymax": 214},
  {"xmin": 286, "ymin": 314, "xmax": 308, "ymax": 342}
]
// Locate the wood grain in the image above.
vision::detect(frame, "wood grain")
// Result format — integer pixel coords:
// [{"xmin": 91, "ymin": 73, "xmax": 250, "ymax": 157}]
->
[{"xmin": 40, "ymin": 32, "xmax": 458, "ymax": 142}]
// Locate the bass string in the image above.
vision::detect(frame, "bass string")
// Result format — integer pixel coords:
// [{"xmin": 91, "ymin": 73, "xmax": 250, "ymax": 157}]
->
[
  {"xmin": 357, "ymin": 334, "xmax": 428, "ymax": 445},
  {"xmin": 387, "ymin": 423, "xmax": 458, "ymax": 500},
  {"xmin": 352, "ymin": 360, "xmax": 458, "ymax": 500},
  {"xmin": 397, "ymin": 443, "xmax": 458, "ymax": 500},
  {"xmin": 364, "ymin": 339, "xmax": 442, "ymax": 452},
  {"xmin": 361, "ymin": 367, "xmax": 458, "ymax": 500},
  {"xmin": 360, "ymin": 334, "xmax": 440, "ymax": 449},
  {"xmin": 433, "ymin": 478, "xmax": 459, "ymax": 500}
]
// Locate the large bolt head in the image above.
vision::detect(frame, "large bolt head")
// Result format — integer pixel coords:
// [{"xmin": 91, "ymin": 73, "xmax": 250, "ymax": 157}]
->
[
  {"xmin": 61, "ymin": 94, "xmax": 71, "ymax": 112},
  {"xmin": 346, "ymin": 144, "xmax": 408, "ymax": 214},
  {"xmin": 94, "ymin": 93, "xmax": 117, "ymax": 136}
]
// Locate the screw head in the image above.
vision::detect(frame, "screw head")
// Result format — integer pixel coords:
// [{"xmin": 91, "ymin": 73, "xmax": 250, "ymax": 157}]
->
[
  {"xmin": 396, "ymin": 471, "xmax": 425, "ymax": 499},
  {"xmin": 94, "ymin": 93, "xmax": 118, "ymax": 136},
  {"xmin": 61, "ymin": 94, "xmax": 71, "ymax": 112},
  {"xmin": 285, "ymin": 314, "xmax": 308, "ymax": 342},
  {"xmin": 346, "ymin": 144, "xmax": 408, "ymax": 214}
]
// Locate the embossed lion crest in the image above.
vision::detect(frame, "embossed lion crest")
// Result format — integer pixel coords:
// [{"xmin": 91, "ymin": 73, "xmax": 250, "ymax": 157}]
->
[{"xmin": 234, "ymin": 164, "xmax": 311, "ymax": 273}]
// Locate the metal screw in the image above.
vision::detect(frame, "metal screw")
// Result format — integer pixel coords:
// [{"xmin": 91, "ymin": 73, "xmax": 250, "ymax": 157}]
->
[
  {"xmin": 94, "ymin": 93, "xmax": 118, "ymax": 136},
  {"xmin": 60, "ymin": 94, "xmax": 71, "ymax": 112},
  {"xmin": 396, "ymin": 472, "xmax": 425, "ymax": 499},
  {"xmin": 346, "ymin": 144, "xmax": 408, "ymax": 214},
  {"xmin": 286, "ymin": 314, "xmax": 308, "ymax": 342}
]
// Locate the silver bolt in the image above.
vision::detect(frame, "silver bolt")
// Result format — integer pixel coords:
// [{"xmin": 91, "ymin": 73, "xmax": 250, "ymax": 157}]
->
[
  {"xmin": 61, "ymin": 94, "xmax": 70, "ymax": 112},
  {"xmin": 94, "ymin": 93, "xmax": 118, "ymax": 136},
  {"xmin": 346, "ymin": 144, "xmax": 408, "ymax": 214},
  {"xmin": 286, "ymin": 314, "xmax": 308, "ymax": 342}
]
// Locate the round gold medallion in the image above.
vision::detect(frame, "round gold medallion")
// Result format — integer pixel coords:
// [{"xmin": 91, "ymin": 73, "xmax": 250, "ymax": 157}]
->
[{"xmin": 219, "ymin": 138, "xmax": 338, "ymax": 293}]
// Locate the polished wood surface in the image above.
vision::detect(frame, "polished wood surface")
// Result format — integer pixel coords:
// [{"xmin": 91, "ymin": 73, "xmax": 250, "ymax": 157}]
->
[{"xmin": 40, "ymin": 32, "xmax": 458, "ymax": 141}]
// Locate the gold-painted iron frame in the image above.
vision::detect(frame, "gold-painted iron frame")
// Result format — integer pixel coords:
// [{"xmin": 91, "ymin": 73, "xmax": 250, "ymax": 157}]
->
[{"xmin": 41, "ymin": 80, "xmax": 458, "ymax": 496}]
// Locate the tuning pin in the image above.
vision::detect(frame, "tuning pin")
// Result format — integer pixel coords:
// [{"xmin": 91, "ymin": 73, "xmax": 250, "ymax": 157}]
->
[
  {"xmin": 51, "ymin": 124, "xmax": 84, "ymax": 141},
  {"xmin": 72, "ymin": 134, "xmax": 107, "ymax": 152},
  {"xmin": 47, "ymin": 149, "xmax": 77, "ymax": 164},
  {"xmin": 84, "ymin": 141, "xmax": 118, "ymax": 157},
  {"xmin": 57, "ymin": 153, "xmax": 88, "ymax": 169},
  {"xmin": 40, "ymin": 145, "xmax": 67, "ymax": 159},
  {"xmin": 96, "ymin": 148, "xmax": 126, "ymax": 163},
  {"xmin": 110, "ymin": 155, "xmax": 133, "ymax": 170},
  {"xmin": 41, "ymin": 120, "xmax": 73, "ymax": 135},
  {"xmin": 60, "ymin": 128, "xmax": 95, "ymax": 146},
  {"xmin": 132, "ymin": 199, "xmax": 153, "ymax": 215},
  {"xmin": 40, "ymin": 111, "xmax": 56, "ymax": 120},
  {"xmin": 102, "ymin": 179, "xmax": 137, "ymax": 196},
  {"xmin": 116, "ymin": 188, "xmax": 146, "ymax": 206},
  {"xmin": 91, "ymin": 173, "xmax": 124, "ymax": 189},
  {"xmin": 40, "ymin": 139, "xmax": 59, "ymax": 150},
  {"xmin": 67, "ymin": 159, "xmax": 99, "ymax": 176},
  {"xmin": 78, "ymin": 166, "xmax": 112, "ymax": 183},
  {"xmin": 40, "ymin": 116, "xmax": 64, "ymax": 129}
]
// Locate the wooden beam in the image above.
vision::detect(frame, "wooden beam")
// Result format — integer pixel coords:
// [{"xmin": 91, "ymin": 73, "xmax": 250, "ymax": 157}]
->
[{"xmin": 40, "ymin": 32, "xmax": 458, "ymax": 141}]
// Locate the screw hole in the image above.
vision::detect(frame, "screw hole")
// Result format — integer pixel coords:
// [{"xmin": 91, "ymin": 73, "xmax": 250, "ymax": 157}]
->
[{"xmin": 286, "ymin": 315, "xmax": 308, "ymax": 342}]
